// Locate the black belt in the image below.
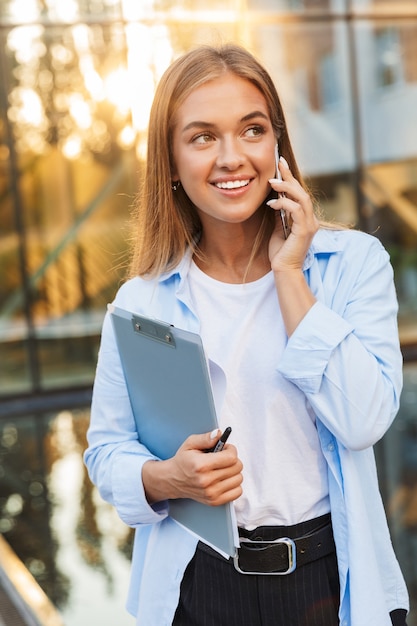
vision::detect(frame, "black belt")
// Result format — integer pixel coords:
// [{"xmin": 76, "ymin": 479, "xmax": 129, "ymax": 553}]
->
[{"xmin": 198, "ymin": 514, "xmax": 336, "ymax": 576}]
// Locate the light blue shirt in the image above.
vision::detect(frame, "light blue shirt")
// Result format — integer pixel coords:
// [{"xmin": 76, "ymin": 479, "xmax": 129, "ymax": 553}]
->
[{"xmin": 84, "ymin": 228, "xmax": 409, "ymax": 626}]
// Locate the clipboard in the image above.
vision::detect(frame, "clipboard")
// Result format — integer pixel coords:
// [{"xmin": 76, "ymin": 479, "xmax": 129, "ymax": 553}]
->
[{"xmin": 109, "ymin": 304, "xmax": 239, "ymax": 557}]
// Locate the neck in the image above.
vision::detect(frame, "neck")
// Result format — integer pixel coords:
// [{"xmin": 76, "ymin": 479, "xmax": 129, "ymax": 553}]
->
[{"xmin": 194, "ymin": 229, "xmax": 271, "ymax": 284}]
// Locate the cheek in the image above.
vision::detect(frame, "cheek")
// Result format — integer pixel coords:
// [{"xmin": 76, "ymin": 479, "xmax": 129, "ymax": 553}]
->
[{"xmin": 178, "ymin": 154, "xmax": 209, "ymax": 184}]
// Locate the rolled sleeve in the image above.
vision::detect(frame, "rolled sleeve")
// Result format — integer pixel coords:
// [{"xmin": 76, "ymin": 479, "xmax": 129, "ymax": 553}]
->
[
  {"xmin": 277, "ymin": 232, "xmax": 402, "ymax": 450},
  {"xmin": 111, "ymin": 443, "xmax": 169, "ymax": 526}
]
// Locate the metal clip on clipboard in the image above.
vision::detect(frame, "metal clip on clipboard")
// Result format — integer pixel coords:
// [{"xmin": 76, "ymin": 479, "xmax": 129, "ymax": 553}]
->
[{"xmin": 132, "ymin": 315, "xmax": 175, "ymax": 347}]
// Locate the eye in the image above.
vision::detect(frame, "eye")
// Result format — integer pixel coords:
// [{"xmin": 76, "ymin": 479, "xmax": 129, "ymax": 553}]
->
[
  {"xmin": 245, "ymin": 125, "xmax": 266, "ymax": 138},
  {"xmin": 192, "ymin": 133, "xmax": 215, "ymax": 145}
]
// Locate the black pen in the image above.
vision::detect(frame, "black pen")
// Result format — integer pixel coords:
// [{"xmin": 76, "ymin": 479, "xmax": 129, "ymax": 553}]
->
[{"xmin": 209, "ymin": 426, "xmax": 232, "ymax": 453}]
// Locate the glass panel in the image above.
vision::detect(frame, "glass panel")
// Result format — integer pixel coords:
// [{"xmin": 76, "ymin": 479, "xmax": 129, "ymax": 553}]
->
[
  {"xmin": 0, "ymin": 0, "xmax": 351, "ymax": 22},
  {"xmin": 0, "ymin": 409, "xmax": 135, "ymax": 625},
  {"xmin": 251, "ymin": 21, "xmax": 357, "ymax": 224},
  {"xmin": 355, "ymin": 20, "xmax": 417, "ymax": 162},
  {"xmin": 352, "ymin": 0, "xmax": 417, "ymax": 15},
  {"xmin": 354, "ymin": 20, "xmax": 417, "ymax": 343},
  {"xmin": 0, "ymin": 30, "xmax": 33, "ymax": 395},
  {"xmin": 376, "ymin": 362, "xmax": 417, "ymax": 624},
  {"xmin": 156, "ymin": 0, "xmax": 240, "ymax": 10},
  {"xmin": 1, "ymin": 23, "xmax": 139, "ymax": 390},
  {"xmin": 246, "ymin": 0, "xmax": 347, "ymax": 13},
  {"xmin": 0, "ymin": 0, "xmax": 123, "ymax": 24},
  {"xmin": 364, "ymin": 159, "xmax": 417, "ymax": 345}
]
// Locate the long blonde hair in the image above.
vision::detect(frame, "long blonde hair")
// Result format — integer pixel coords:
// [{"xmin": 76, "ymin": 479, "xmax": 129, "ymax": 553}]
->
[{"xmin": 129, "ymin": 43, "xmax": 310, "ymax": 278}]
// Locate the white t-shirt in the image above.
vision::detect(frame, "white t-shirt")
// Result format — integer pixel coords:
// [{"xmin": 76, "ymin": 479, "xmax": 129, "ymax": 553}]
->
[{"xmin": 188, "ymin": 261, "xmax": 330, "ymax": 529}]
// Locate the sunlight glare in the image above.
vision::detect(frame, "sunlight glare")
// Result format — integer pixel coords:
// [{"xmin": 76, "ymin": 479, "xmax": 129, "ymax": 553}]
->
[
  {"xmin": 68, "ymin": 94, "xmax": 93, "ymax": 129},
  {"xmin": 103, "ymin": 68, "xmax": 131, "ymax": 116},
  {"xmin": 44, "ymin": 0, "xmax": 79, "ymax": 22},
  {"xmin": 121, "ymin": 0, "xmax": 155, "ymax": 20},
  {"xmin": 125, "ymin": 23, "xmax": 172, "ymax": 132},
  {"xmin": 80, "ymin": 58, "xmax": 105, "ymax": 101},
  {"xmin": 117, "ymin": 125, "xmax": 136, "ymax": 149},
  {"xmin": 136, "ymin": 137, "xmax": 148, "ymax": 162},
  {"xmin": 8, "ymin": 0, "xmax": 39, "ymax": 23},
  {"xmin": 62, "ymin": 135, "xmax": 83, "ymax": 160},
  {"xmin": 7, "ymin": 25, "xmax": 46, "ymax": 64},
  {"xmin": 9, "ymin": 87, "xmax": 45, "ymax": 127}
]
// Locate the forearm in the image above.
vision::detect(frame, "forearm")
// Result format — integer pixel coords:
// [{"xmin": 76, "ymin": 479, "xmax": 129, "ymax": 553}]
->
[
  {"xmin": 142, "ymin": 458, "xmax": 177, "ymax": 504},
  {"xmin": 273, "ymin": 268, "xmax": 316, "ymax": 336}
]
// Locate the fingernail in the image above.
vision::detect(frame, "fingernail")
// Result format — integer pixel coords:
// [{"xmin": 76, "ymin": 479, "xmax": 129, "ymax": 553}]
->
[
  {"xmin": 210, "ymin": 428, "xmax": 220, "ymax": 440},
  {"xmin": 280, "ymin": 156, "xmax": 289, "ymax": 168},
  {"xmin": 268, "ymin": 178, "xmax": 282, "ymax": 184},
  {"xmin": 266, "ymin": 199, "xmax": 277, "ymax": 207}
]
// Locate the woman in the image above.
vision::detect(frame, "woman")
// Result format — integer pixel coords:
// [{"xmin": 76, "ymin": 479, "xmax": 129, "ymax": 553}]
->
[{"xmin": 84, "ymin": 43, "xmax": 409, "ymax": 625}]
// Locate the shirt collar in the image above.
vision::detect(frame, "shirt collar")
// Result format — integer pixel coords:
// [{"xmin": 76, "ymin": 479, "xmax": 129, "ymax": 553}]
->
[
  {"xmin": 303, "ymin": 228, "xmax": 343, "ymax": 270},
  {"xmin": 157, "ymin": 247, "xmax": 194, "ymax": 285},
  {"xmin": 156, "ymin": 228, "xmax": 343, "ymax": 281}
]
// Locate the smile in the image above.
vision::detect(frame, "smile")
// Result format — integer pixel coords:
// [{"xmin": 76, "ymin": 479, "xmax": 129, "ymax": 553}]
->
[{"xmin": 214, "ymin": 179, "xmax": 250, "ymax": 190}]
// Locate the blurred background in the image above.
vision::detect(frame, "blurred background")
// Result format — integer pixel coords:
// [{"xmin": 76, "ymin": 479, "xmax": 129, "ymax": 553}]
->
[{"xmin": 0, "ymin": 0, "xmax": 416, "ymax": 624}]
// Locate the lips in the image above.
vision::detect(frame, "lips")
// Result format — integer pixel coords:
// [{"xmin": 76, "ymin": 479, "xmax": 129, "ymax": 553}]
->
[{"xmin": 213, "ymin": 179, "xmax": 250, "ymax": 190}]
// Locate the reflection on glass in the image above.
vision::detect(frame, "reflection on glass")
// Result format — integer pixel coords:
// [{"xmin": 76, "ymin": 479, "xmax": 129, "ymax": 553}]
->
[
  {"xmin": 376, "ymin": 363, "xmax": 417, "ymax": 608},
  {"xmin": 246, "ymin": 0, "xmax": 346, "ymax": 12},
  {"xmin": 363, "ymin": 159, "xmax": 417, "ymax": 341},
  {"xmin": 356, "ymin": 21, "xmax": 417, "ymax": 163},
  {"xmin": 375, "ymin": 27, "xmax": 404, "ymax": 88},
  {"xmin": 253, "ymin": 21, "xmax": 355, "ymax": 178},
  {"xmin": 353, "ymin": 19, "xmax": 417, "ymax": 342},
  {"xmin": 352, "ymin": 0, "xmax": 417, "ymax": 14},
  {"xmin": 0, "ymin": 410, "xmax": 134, "ymax": 626},
  {"xmin": 1, "ymin": 19, "xmax": 155, "ymax": 391}
]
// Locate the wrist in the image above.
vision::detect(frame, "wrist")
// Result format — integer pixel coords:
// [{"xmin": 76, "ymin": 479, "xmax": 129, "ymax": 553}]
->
[
  {"xmin": 142, "ymin": 458, "xmax": 175, "ymax": 504},
  {"xmin": 272, "ymin": 265, "xmax": 304, "ymax": 276}
]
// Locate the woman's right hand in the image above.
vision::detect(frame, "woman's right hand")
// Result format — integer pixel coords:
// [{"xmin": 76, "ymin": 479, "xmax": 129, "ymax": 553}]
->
[{"xmin": 142, "ymin": 430, "xmax": 243, "ymax": 506}]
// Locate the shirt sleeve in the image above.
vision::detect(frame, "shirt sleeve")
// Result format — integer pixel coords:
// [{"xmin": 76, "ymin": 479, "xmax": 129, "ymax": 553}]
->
[
  {"xmin": 278, "ymin": 235, "xmax": 403, "ymax": 451},
  {"xmin": 84, "ymin": 308, "xmax": 169, "ymax": 527}
]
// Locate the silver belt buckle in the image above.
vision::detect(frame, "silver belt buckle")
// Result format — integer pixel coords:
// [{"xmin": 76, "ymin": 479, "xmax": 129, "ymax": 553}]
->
[{"xmin": 233, "ymin": 536, "xmax": 297, "ymax": 575}]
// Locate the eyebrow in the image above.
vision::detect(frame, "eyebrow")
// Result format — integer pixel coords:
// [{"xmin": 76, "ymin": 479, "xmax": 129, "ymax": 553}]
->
[{"xmin": 181, "ymin": 110, "xmax": 270, "ymax": 133}]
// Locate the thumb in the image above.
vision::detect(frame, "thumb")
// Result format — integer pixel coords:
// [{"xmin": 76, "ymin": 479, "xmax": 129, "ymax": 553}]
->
[{"xmin": 182, "ymin": 428, "xmax": 221, "ymax": 452}]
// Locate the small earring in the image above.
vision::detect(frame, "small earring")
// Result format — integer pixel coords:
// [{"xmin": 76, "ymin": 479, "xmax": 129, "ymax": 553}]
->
[{"xmin": 171, "ymin": 180, "xmax": 181, "ymax": 191}]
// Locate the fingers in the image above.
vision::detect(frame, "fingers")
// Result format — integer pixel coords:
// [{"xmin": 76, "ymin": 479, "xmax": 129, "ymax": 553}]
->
[
  {"xmin": 267, "ymin": 158, "xmax": 317, "ymax": 235},
  {"xmin": 182, "ymin": 429, "xmax": 221, "ymax": 453},
  {"xmin": 187, "ymin": 451, "xmax": 243, "ymax": 506},
  {"xmin": 172, "ymin": 435, "xmax": 244, "ymax": 506}
]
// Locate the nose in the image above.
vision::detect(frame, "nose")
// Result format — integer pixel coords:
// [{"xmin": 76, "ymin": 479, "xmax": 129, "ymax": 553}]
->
[{"xmin": 216, "ymin": 137, "xmax": 245, "ymax": 170}]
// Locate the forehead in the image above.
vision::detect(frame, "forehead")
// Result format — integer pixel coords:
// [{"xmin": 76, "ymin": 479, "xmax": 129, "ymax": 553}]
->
[{"xmin": 175, "ymin": 73, "xmax": 270, "ymax": 126}]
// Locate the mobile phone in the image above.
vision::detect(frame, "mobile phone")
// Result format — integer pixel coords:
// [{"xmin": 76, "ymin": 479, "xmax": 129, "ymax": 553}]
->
[{"xmin": 274, "ymin": 143, "xmax": 290, "ymax": 239}]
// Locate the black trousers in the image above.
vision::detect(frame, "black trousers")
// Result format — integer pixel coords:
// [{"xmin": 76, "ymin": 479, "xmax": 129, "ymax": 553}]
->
[{"xmin": 173, "ymin": 517, "xmax": 408, "ymax": 626}]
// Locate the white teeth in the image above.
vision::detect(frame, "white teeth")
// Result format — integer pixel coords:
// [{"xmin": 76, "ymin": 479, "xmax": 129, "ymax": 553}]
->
[{"xmin": 215, "ymin": 180, "xmax": 250, "ymax": 189}]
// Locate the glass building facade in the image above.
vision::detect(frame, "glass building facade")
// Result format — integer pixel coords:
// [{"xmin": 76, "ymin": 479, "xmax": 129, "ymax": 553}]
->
[{"xmin": 0, "ymin": 1, "xmax": 416, "ymax": 624}]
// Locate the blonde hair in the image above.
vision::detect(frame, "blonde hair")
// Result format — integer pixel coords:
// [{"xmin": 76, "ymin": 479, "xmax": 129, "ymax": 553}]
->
[{"xmin": 129, "ymin": 43, "xmax": 310, "ymax": 278}]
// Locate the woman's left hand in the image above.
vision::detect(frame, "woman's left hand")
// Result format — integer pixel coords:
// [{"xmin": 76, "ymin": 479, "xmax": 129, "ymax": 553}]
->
[{"xmin": 267, "ymin": 157, "xmax": 319, "ymax": 272}]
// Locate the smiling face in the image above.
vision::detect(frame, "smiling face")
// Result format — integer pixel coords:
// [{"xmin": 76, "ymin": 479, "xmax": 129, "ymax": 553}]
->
[{"xmin": 171, "ymin": 73, "xmax": 276, "ymax": 232}]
